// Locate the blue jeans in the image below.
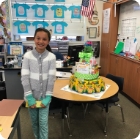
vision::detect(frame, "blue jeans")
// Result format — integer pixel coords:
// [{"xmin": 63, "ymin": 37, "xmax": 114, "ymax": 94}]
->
[{"xmin": 28, "ymin": 105, "xmax": 49, "ymax": 139}]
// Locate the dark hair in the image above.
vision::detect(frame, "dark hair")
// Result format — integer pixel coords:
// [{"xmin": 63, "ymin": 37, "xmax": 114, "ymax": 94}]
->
[
  {"xmin": 34, "ymin": 28, "xmax": 51, "ymax": 41},
  {"xmin": 46, "ymin": 44, "xmax": 52, "ymax": 52},
  {"xmin": 34, "ymin": 28, "xmax": 52, "ymax": 52}
]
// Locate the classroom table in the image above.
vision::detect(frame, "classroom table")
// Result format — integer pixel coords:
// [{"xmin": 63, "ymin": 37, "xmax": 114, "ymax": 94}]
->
[
  {"xmin": 0, "ymin": 66, "xmax": 72, "ymax": 100},
  {"xmin": 0, "ymin": 112, "xmax": 15, "ymax": 139},
  {"xmin": 0, "ymin": 99, "xmax": 24, "ymax": 139},
  {"xmin": 53, "ymin": 76, "xmax": 118, "ymax": 138}
]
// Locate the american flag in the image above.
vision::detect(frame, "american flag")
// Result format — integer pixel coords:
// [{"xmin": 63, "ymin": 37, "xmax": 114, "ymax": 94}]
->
[{"xmin": 80, "ymin": 0, "xmax": 95, "ymax": 19}]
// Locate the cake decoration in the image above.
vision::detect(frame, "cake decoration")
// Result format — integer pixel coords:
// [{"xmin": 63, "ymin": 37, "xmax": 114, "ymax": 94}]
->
[
  {"xmin": 69, "ymin": 41, "xmax": 105, "ymax": 94},
  {"xmin": 79, "ymin": 41, "xmax": 93, "ymax": 63}
]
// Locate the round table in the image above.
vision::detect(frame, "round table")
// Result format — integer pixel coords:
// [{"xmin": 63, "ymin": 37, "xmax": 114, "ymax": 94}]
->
[
  {"xmin": 52, "ymin": 76, "xmax": 119, "ymax": 137},
  {"xmin": 53, "ymin": 76, "xmax": 118, "ymax": 101}
]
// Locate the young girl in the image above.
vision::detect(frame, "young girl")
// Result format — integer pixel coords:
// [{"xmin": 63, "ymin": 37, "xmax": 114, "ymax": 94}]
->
[{"xmin": 21, "ymin": 28, "xmax": 56, "ymax": 139}]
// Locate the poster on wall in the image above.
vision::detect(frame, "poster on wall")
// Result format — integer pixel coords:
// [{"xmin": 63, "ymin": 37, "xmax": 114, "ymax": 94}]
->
[
  {"xmin": 103, "ymin": 8, "xmax": 110, "ymax": 33},
  {"xmin": 12, "ymin": 3, "xmax": 30, "ymax": 17},
  {"xmin": 8, "ymin": 42, "xmax": 24, "ymax": 55},
  {"xmin": 10, "ymin": 0, "xmax": 84, "ymax": 40},
  {"xmin": 51, "ymin": 21, "xmax": 68, "ymax": 34},
  {"xmin": 32, "ymin": 21, "xmax": 49, "ymax": 29},
  {"xmin": 31, "ymin": 4, "xmax": 49, "ymax": 18},
  {"xmin": 13, "ymin": 20, "xmax": 31, "ymax": 33},
  {"xmin": 51, "ymin": 5, "xmax": 67, "ymax": 18},
  {"xmin": 68, "ymin": 6, "xmax": 81, "ymax": 19}
]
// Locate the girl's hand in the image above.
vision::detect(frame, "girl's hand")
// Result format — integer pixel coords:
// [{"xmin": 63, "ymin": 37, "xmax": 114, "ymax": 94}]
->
[
  {"xmin": 41, "ymin": 103, "xmax": 46, "ymax": 108},
  {"xmin": 30, "ymin": 104, "xmax": 36, "ymax": 108}
]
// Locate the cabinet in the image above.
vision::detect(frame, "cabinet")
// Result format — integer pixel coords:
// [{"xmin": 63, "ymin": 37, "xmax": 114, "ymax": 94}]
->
[
  {"xmin": 49, "ymin": 41, "xmax": 59, "ymax": 52},
  {"xmin": 4, "ymin": 69, "xmax": 24, "ymax": 99},
  {"xmin": 109, "ymin": 53, "xmax": 126, "ymax": 77},
  {"xmin": 58, "ymin": 41, "xmax": 69, "ymax": 56},
  {"xmin": 109, "ymin": 53, "xmax": 140, "ymax": 104},
  {"xmin": 100, "ymin": 1, "xmax": 120, "ymax": 76},
  {"xmin": 49, "ymin": 41, "xmax": 69, "ymax": 56},
  {"xmin": 100, "ymin": 42, "xmax": 110, "ymax": 76},
  {"xmin": 124, "ymin": 61, "xmax": 140, "ymax": 104},
  {"xmin": 100, "ymin": 1, "xmax": 140, "ymax": 104}
]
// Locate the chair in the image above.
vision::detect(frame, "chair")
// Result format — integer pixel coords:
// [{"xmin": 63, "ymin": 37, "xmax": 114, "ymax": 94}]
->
[
  {"xmin": 96, "ymin": 74, "xmax": 125, "ymax": 135},
  {"xmin": 53, "ymin": 51, "xmax": 64, "ymax": 60}
]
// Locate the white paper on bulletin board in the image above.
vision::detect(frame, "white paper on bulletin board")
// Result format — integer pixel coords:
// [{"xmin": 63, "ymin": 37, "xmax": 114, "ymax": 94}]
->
[
  {"xmin": 121, "ymin": 18, "xmax": 136, "ymax": 37},
  {"xmin": 103, "ymin": 8, "xmax": 110, "ymax": 33},
  {"xmin": 117, "ymin": 1, "xmax": 140, "ymax": 51},
  {"xmin": 129, "ymin": 40, "xmax": 138, "ymax": 55},
  {"xmin": 123, "ymin": 39, "xmax": 131, "ymax": 52}
]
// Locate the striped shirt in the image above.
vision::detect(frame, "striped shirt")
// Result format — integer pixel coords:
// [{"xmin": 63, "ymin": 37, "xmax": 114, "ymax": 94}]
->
[
  {"xmin": 21, "ymin": 48, "xmax": 56, "ymax": 100},
  {"xmin": 80, "ymin": 0, "xmax": 95, "ymax": 19}
]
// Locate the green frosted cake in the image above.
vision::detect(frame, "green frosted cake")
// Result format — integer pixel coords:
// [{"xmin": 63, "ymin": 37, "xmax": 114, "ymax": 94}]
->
[{"xmin": 69, "ymin": 41, "xmax": 105, "ymax": 94}]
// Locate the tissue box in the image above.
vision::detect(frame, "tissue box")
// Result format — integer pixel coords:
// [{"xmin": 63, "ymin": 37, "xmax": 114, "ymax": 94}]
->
[{"xmin": 56, "ymin": 61, "xmax": 63, "ymax": 68}]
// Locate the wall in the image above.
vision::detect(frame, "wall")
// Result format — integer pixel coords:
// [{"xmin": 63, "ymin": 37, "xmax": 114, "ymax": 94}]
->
[
  {"xmin": 10, "ymin": 0, "xmax": 103, "ymax": 40},
  {"xmin": 85, "ymin": 1, "xmax": 103, "ymax": 64},
  {"xmin": 86, "ymin": 1, "xmax": 103, "ymax": 41},
  {"xmin": 9, "ymin": 0, "xmax": 103, "ymax": 63},
  {"xmin": 118, "ymin": 1, "xmax": 140, "ymax": 48},
  {"xmin": 10, "ymin": 0, "xmax": 85, "ymax": 40}
]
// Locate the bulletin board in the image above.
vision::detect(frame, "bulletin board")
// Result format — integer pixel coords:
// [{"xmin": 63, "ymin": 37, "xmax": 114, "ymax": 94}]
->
[
  {"xmin": 9, "ymin": 0, "xmax": 85, "ymax": 41},
  {"xmin": 121, "ymin": 18, "xmax": 136, "ymax": 37},
  {"xmin": 118, "ymin": 0, "xmax": 140, "ymax": 45}
]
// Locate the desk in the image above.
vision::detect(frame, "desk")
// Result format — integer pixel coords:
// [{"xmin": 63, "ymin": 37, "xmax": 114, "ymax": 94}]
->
[
  {"xmin": 0, "ymin": 112, "xmax": 16, "ymax": 138},
  {"xmin": 56, "ymin": 66, "xmax": 72, "ymax": 72},
  {"xmin": 0, "ymin": 110, "xmax": 21, "ymax": 139},
  {"xmin": 0, "ymin": 99, "xmax": 24, "ymax": 139},
  {"xmin": 0, "ymin": 66, "xmax": 72, "ymax": 99},
  {"xmin": 53, "ymin": 76, "xmax": 118, "ymax": 137}
]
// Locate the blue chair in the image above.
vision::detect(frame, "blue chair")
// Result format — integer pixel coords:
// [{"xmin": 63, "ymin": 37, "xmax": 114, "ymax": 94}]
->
[{"xmin": 53, "ymin": 51, "xmax": 64, "ymax": 60}]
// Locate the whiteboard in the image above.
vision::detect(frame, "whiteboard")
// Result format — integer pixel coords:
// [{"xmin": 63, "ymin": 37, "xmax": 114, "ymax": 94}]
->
[
  {"xmin": 121, "ymin": 18, "xmax": 136, "ymax": 37},
  {"xmin": 118, "ymin": 1, "xmax": 140, "ymax": 45}
]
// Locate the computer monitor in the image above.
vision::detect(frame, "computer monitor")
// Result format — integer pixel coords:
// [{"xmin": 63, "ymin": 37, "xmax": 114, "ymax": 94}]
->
[
  {"xmin": 92, "ymin": 41, "xmax": 100, "ymax": 58},
  {"xmin": 68, "ymin": 45, "xmax": 84, "ymax": 65}
]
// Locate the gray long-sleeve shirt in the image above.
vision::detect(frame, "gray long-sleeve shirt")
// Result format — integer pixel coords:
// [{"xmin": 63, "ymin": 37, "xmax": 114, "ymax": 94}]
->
[{"xmin": 21, "ymin": 48, "xmax": 56, "ymax": 100}]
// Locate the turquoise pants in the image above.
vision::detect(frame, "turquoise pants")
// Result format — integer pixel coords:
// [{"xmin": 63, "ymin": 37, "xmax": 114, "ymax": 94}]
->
[{"xmin": 28, "ymin": 105, "xmax": 49, "ymax": 139}]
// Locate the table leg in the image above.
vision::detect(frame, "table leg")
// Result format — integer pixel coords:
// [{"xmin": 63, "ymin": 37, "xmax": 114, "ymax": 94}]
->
[
  {"xmin": 61, "ymin": 100, "xmax": 72, "ymax": 137},
  {"xmin": 66, "ymin": 107, "xmax": 70, "ymax": 124},
  {"xmin": 61, "ymin": 119, "xmax": 65, "ymax": 139},
  {"xmin": 104, "ymin": 100, "xmax": 108, "ymax": 136},
  {"xmin": 9, "ymin": 109, "xmax": 22, "ymax": 139},
  {"xmin": 17, "ymin": 114, "xmax": 21, "ymax": 139}
]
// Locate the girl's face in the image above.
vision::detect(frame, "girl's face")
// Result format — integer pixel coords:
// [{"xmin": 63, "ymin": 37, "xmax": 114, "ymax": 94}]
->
[{"xmin": 34, "ymin": 31, "xmax": 49, "ymax": 53}]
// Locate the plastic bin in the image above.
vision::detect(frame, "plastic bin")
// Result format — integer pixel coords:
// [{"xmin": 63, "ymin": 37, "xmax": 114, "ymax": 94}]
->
[{"xmin": 0, "ymin": 81, "xmax": 6, "ymax": 101}]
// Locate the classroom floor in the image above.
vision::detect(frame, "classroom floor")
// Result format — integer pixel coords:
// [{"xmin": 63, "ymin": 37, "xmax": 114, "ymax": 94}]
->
[{"xmin": 13, "ymin": 93, "xmax": 140, "ymax": 139}]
